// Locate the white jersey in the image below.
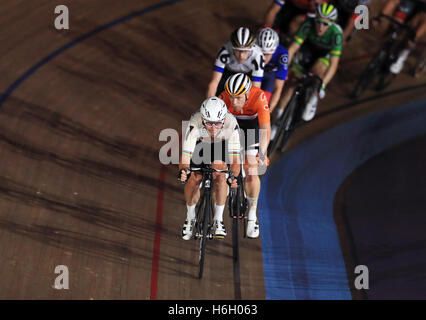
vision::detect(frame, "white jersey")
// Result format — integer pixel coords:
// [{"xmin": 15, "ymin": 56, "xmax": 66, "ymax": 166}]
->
[
  {"xmin": 182, "ymin": 111, "xmax": 241, "ymax": 159},
  {"xmin": 213, "ymin": 41, "xmax": 265, "ymax": 82}
]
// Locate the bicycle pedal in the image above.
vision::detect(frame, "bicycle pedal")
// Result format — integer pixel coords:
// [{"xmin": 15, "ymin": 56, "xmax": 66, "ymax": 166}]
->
[{"xmin": 215, "ymin": 235, "xmax": 225, "ymax": 239}]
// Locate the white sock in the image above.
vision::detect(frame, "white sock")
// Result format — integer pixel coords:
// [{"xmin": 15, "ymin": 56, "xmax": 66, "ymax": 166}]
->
[
  {"xmin": 276, "ymin": 108, "xmax": 284, "ymax": 119},
  {"xmin": 399, "ymin": 49, "xmax": 410, "ymax": 61},
  {"xmin": 186, "ymin": 204, "xmax": 196, "ymax": 220},
  {"xmin": 271, "ymin": 125, "xmax": 277, "ymax": 141},
  {"xmin": 214, "ymin": 204, "xmax": 225, "ymax": 222},
  {"xmin": 247, "ymin": 197, "xmax": 258, "ymax": 221}
]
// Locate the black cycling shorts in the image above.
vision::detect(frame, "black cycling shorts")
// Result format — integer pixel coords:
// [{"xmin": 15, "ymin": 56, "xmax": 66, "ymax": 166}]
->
[
  {"xmin": 190, "ymin": 140, "xmax": 229, "ymax": 167},
  {"xmin": 237, "ymin": 118, "xmax": 260, "ymax": 155}
]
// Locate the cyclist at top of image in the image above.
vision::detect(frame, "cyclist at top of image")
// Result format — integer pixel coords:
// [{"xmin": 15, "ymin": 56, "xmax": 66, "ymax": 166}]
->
[
  {"xmin": 256, "ymin": 27, "xmax": 290, "ymax": 112},
  {"xmin": 271, "ymin": 3, "xmax": 343, "ymax": 141},
  {"xmin": 263, "ymin": 0, "xmax": 370, "ymax": 43},
  {"xmin": 178, "ymin": 97, "xmax": 241, "ymax": 241},
  {"xmin": 372, "ymin": 0, "xmax": 426, "ymax": 75},
  {"xmin": 218, "ymin": 73, "xmax": 271, "ymax": 239},
  {"xmin": 263, "ymin": 0, "xmax": 327, "ymax": 43},
  {"xmin": 206, "ymin": 27, "xmax": 265, "ymax": 98}
]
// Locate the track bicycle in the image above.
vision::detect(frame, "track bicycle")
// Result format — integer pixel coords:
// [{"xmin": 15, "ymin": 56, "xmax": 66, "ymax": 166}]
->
[
  {"xmin": 268, "ymin": 73, "xmax": 322, "ymax": 157},
  {"xmin": 189, "ymin": 165, "xmax": 233, "ymax": 279},
  {"xmin": 352, "ymin": 14, "xmax": 416, "ymax": 98}
]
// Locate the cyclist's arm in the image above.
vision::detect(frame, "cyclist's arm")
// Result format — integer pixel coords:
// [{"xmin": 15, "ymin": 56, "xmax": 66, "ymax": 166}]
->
[
  {"xmin": 227, "ymin": 123, "xmax": 241, "ymax": 177},
  {"xmin": 322, "ymin": 56, "xmax": 340, "ymax": 87},
  {"xmin": 252, "ymin": 80, "xmax": 262, "ymax": 88},
  {"xmin": 179, "ymin": 154, "xmax": 191, "ymax": 171},
  {"xmin": 264, "ymin": 1, "xmax": 283, "ymax": 26},
  {"xmin": 207, "ymin": 71, "xmax": 223, "ymax": 98},
  {"xmin": 257, "ymin": 93, "xmax": 271, "ymax": 154},
  {"xmin": 259, "ymin": 122, "xmax": 271, "ymax": 156},
  {"xmin": 381, "ymin": 0, "xmax": 400, "ymax": 17},
  {"xmin": 413, "ymin": 12, "xmax": 426, "ymax": 41},
  {"xmin": 269, "ymin": 78, "xmax": 285, "ymax": 112},
  {"xmin": 288, "ymin": 41, "xmax": 300, "ymax": 64},
  {"xmin": 180, "ymin": 122, "xmax": 198, "ymax": 170}
]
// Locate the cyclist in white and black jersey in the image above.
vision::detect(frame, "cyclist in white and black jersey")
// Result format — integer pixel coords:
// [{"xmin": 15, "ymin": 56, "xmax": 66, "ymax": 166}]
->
[
  {"xmin": 178, "ymin": 97, "xmax": 241, "ymax": 240},
  {"xmin": 206, "ymin": 27, "xmax": 265, "ymax": 97}
]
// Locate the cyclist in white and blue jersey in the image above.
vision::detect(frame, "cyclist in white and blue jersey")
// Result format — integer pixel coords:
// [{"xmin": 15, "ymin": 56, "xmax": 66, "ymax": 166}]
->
[{"xmin": 257, "ymin": 27, "xmax": 289, "ymax": 112}]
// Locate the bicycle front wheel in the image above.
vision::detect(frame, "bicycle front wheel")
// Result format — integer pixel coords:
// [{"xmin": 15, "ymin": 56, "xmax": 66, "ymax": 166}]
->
[
  {"xmin": 353, "ymin": 50, "xmax": 387, "ymax": 98},
  {"xmin": 198, "ymin": 193, "xmax": 212, "ymax": 279}
]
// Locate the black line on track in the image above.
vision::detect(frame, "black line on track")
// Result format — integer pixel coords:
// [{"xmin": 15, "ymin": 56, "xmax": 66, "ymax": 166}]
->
[{"xmin": 232, "ymin": 219, "xmax": 242, "ymax": 300}]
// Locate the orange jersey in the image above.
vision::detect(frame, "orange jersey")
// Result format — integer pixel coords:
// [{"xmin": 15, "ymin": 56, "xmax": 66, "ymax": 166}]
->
[{"xmin": 219, "ymin": 87, "xmax": 271, "ymax": 125}]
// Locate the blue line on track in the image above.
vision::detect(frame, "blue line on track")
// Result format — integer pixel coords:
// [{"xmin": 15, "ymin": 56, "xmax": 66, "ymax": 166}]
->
[
  {"xmin": 259, "ymin": 99, "xmax": 426, "ymax": 299},
  {"xmin": 0, "ymin": 0, "xmax": 185, "ymax": 107}
]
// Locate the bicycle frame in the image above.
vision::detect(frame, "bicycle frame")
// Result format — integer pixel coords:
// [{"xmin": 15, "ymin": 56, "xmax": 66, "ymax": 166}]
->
[{"xmin": 268, "ymin": 73, "xmax": 321, "ymax": 156}]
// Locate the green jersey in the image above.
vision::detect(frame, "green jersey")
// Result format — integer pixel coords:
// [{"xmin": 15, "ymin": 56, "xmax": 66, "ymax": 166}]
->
[{"xmin": 293, "ymin": 19, "xmax": 343, "ymax": 58}]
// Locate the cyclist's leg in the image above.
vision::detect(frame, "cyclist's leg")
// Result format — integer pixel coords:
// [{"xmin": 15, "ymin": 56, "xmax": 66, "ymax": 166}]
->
[
  {"xmin": 182, "ymin": 155, "xmax": 203, "ymax": 240},
  {"xmin": 184, "ymin": 140, "xmax": 205, "ymax": 208},
  {"xmin": 302, "ymin": 56, "xmax": 329, "ymax": 121},
  {"xmin": 390, "ymin": 11, "xmax": 426, "ymax": 74},
  {"xmin": 311, "ymin": 57, "xmax": 329, "ymax": 79},
  {"xmin": 210, "ymin": 141, "xmax": 229, "ymax": 236},
  {"xmin": 410, "ymin": 11, "xmax": 426, "ymax": 41},
  {"xmin": 239, "ymin": 119, "xmax": 261, "ymax": 238}
]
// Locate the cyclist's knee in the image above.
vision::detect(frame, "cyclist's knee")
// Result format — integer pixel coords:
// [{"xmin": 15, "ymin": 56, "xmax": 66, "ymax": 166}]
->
[
  {"xmin": 189, "ymin": 171, "xmax": 203, "ymax": 184},
  {"xmin": 213, "ymin": 173, "xmax": 226, "ymax": 185},
  {"xmin": 244, "ymin": 162, "xmax": 258, "ymax": 177},
  {"xmin": 311, "ymin": 62, "xmax": 327, "ymax": 79},
  {"xmin": 245, "ymin": 169, "xmax": 259, "ymax": 181}
]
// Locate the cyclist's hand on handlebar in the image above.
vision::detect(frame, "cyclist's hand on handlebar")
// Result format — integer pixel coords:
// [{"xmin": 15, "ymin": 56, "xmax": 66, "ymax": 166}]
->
[
  {"xmin": 319, "ymin": 83, "xmax": 326, "ymax": 99},
  {"xmin": 178, "ymin": 168, "xmax": 190, "ymax": 183},
  {"xmin": 256, "ymin": 152, "xmax": 270, "ymax": 166},
  {"xmin": 227, "ymin": 177, "xmax": 238, "ymax": 189}
]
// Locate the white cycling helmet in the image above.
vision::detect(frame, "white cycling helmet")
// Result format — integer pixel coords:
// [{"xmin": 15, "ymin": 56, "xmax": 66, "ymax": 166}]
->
[
  {"xmin": 200, "ymin": 97, "xmax": 228, "ymax": 122},
  {"xmin": 257, "ymin": 28, "xmax": 279, "ymax": 54},
  {"xmin": 317, "ymin": 3, "xmax": 338, "ymax": 21}
]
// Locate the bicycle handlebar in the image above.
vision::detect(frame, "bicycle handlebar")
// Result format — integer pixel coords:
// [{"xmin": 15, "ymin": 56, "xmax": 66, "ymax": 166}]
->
[{"xmin": 188, "ymin": 167, "xmax": 232, "ymax": 175}]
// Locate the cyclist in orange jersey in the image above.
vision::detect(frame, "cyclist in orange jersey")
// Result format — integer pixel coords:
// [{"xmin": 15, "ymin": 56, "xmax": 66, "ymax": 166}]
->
[{"xmin": 218, "ymin": 73, "xmax": 271, "ymax": 239}]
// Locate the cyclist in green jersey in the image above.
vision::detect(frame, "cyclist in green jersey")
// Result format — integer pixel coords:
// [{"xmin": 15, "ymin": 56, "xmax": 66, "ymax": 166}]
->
[{"xmin": 271, "ymin": 3, "xmax": 342, "ymax": 135}]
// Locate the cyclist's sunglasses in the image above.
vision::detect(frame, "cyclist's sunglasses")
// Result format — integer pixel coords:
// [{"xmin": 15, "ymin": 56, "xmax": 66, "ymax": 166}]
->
[
  {"xmin": 315, "ymin": 19, "xmax": 332, "ymax": 27},
  {"xmin": 203, "ymin": 120, "xmax": 224, "ymax": 128}
]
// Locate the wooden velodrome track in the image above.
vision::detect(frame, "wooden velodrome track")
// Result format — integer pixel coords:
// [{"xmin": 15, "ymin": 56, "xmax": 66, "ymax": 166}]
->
[{"xmin": 0, "ymin": 0, "xmax": 424, "ymax": 299}]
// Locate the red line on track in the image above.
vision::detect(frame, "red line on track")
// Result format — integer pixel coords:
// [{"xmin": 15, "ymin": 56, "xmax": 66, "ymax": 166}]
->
[{"xmin": 150, "ymin": 165, "xmax": 166, "ymax": 300}]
